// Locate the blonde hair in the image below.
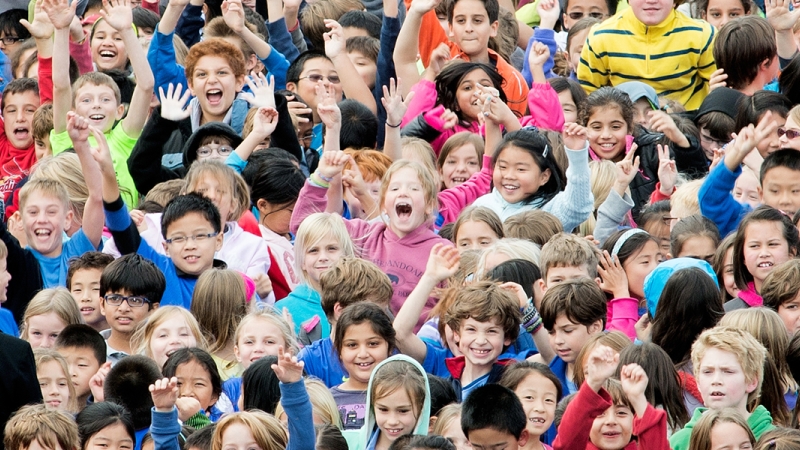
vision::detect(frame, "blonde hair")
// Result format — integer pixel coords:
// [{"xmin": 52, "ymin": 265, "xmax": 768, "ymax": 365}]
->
[
  {"xmin": 234, "ymin": 308, "xmax": 299, "ymax": 355},
  {"xmin": 688, "ymin": 408, "xmax": 755, "ymax": 450},
  {"xmin": 379, "ymin": 160, "xmax": 439, "ymax": 225},
  {"xmin": 3, "ymin": 404, "xmax": 79, "ymax": 450},
  {"xmin": 212, "ymin": 411, "xmax": 287, "ymax": 450},
  {"xmin": 30, "ymin": 153, "xmax": 88, "ymax": 222},
  {"xmin": 452, "ymin": 206, "xmax": 504, "ymax": 246},
  {"xmin": 370, "ymin": 359, "xmax": 427, "ymax": 423},
  {"xmin": 475, "ymin": 238, "xmax": 541, "ymax": 278},
  {"xmin": 191, "ymin": 269, "xmax": 248, "ymax": 355},
  {"xmin": 19, "ymin": 178, "xmax": 70, "ymax": 212},
  {"xmin": 503, "ymin": 210, "xmax": 563, "ymax": 247},
  {"xmin": 144, "ymin": 179, "xmax": 186, "ymax": 207},
  {"xmin": 400, "ymin": 137, "xmax": 437, "ymax": 175},
  {"xmin": 572, "ymin": 331, "xmax": 632, "ymax": 388},
  {"xmin": 293, "ymin": 213, "xmax": 356, "ymax": 283},
  {"xmin": 579, "ymin": 160, "xmax": 617, "ymax": 237},
  {"xmin": 33, "ymin": 349, "xmax": 78, "ymax": 413},
  {"xmin": 431, "ymin": 403, "xmax": 461, "ymax": 435},
  {"xmin": 274, "ymin": 378, "xmax": 342, "ymax": 428},
  {"xmin": 20, "ymin": 288, "xmax": 83, "ymax": 342},
  {"xmin": 183, "ymin": 160, "xmax": 249, "ymax": 222},
  {"xmin": 691, "ymin": 326, "xmax": 767, "ymax": 408},
  {"xmin": 671, "ymin": 178, "xmax": 704, "ymax": 219},
  {"xmin": 131, "ymin": 306, "xmax": 208, "ymax": 361},
  {"xmin": 539, "ymin": 232, "xmax": 599, "ymax": 280}
]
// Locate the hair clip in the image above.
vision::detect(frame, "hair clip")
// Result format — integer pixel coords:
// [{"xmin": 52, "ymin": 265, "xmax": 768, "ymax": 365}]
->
[
  {"xmin": 543, "ymin": 144, "xmax": 549, "ymax": 158},
  {"xmin": 521, "ymin": 125, "xmax": 540, "ymax": 133}
]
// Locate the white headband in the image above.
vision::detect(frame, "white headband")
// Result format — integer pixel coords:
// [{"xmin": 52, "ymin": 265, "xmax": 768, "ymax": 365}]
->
[{"xmin": 611, "ymin": 228, "xmax": 648, "ymax": 257}]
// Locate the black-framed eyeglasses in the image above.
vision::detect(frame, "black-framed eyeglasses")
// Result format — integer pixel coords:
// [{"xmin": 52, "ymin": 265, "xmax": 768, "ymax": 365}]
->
[
  {"xmin": 0, "ymin": 36, "xmax": 26, "ymax": 46},
  {"xmin": 298, "ymin": 74, "xmax": 341, "ymax": 84},
  {"xmin": 567, "ymin": 12, "xmax": 607, "ymax": 20},
  {"xmin": 778, "ymin": 127, "xmax": 800, "ymax": 140},
  {"xmin": 104, "ymin": 293, "xmax": 151, "ymax": 307},
  {"xmin": 165, "ymin": 232, "xmax": 219, "ymax": 245},
  {"xmin": 197, "ymin": 146, "xmax": 234, "ymax": 157}
]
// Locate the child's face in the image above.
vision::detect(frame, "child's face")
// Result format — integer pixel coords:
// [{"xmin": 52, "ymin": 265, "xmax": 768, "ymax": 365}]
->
[
  {"xmin": 699, "ymin": 126, "xmax": 727, "ymax": 160},
  {"xmin": 374, "ymin": 388, "xmax": 419, "ymax": 443},
  {"xmin": 454, "ymin": 317, "xmax": 511, "ymax": 371},
  {"xmin": 742, "ymin": 220, "xmax": 792, "ymax": 289},
  {"xmin": 440, "ymin": 417, "xmax": 472, "ymax": 450},
  {"xmin": 192, "ymin": 173, "xmax": 233, "ymax": 223},
  {"xmin": 467, "ymin": 428, "xmax": 526, "ymax": 450},
  {"xmin": 3, "ymin": 90, "xmax": 39, "ymax": 150},
  {"xmin": 456, "ymin": 69, "xmax": 492, "ymax": 123},
  {"xmin": 587, "ymin": 106, "xmax": 628, "ymax": 162},
  {"xmin": 234, "ymin": 318, "xmax": 287, "ymax": 369},
  {"xmin": 567, "ymin": 29, "xmax": 590, "ymax": 75},
  {"xmin": 544, "ymin": 264, "xmax": 592, "ymax": 290},
  {"xmin": 347, "ymin": 51, "xmax": 378, "ymax": 90},
  {"xmin": 709, "ymin": 421, "xmax": 754, "ymax": 450},
  {"xmin": 100, "ymin": 290, "xmax": 155, "ymax": 336},
  {"xmin": 513, "ymin": 372, "xmax": 557, "ymax": 438},
  {"xmin": 557, "ymin": 89, "xmax": 578, "ymax": 124},
  {"xmin": 548, "ymin": 315, "xmax": 601, "ymax": 364},
  {"xmin": 344, "ymin": 177, "xmax": 381, "ymax": 219},
  {"xmin": 722, "ymin": 247, "xmax": 740, "ymax": 299},
  {"xmin": 704, "ymin": 0, "xmax": 747, "ymax": 29},
  {"xmin": 91, "ymin": 20, "xmax": 128, "ymax": 71},
  {"xmin": 195, "ymin": 137, "xmax": 234, "ymax": 163},
  {"xmin": 493, "ymin": 145, "xmax": 551, "ymax": 204},
  {"xmin": 26, "ymin": 312, "xmax": 67, "ymax": 349},
  {"xmin": 383, "ymin": 167, "xmax": 433, "ymax": 238},
  {"xmin": 441, "ymin": 143, "xmax": 481, "ymax": 189},
  {"xmin": 35, "ymin": 135, "xmax": 52, "ymax": 162},
  {"xmin": 288, "ymin": 57, "xmax": 343, "ymax": 115},
  {"xmin": 456, "ymin": 219, "xmax": 499, "ymax": 252},
  {"xmin": 761, "ymin": 167, "xmax": 800, "ymax": 216},
  {"xmin": 779, "ymin": 115, "xmax": 800, "ymax": 151},
  {"xmin": 258, "ymin": 200, "xmax": 295, "ymax": 236},
  {"xmin": 149, "ymin": 315, "xmax": 198, "ymax": 369},
  {"xmin": 629, "ymin": 0, "xmax": 673, "ymax": 26},
  {"xmin": 221, "ymin": 422, "xmax": 258, "ymax": 450},
  {"xmin": 188, "ymin": 55, "xmax": 246, "ymax": 123},
  {"xmin": 631, "ymin": 98, "xmax": 652, "ymax": 128},
  {"xmin": 449, "ymin": 0, "xmax": 498, "ymax": 58},
  {"xmin": 563, "ymin": 0, "xmax": 609, "ymax": 29},
  {"xmin": 588, "ymin": 404, "xmax": 633, "ymax": 450},
  {"xmin": 74, "ymin": 83, "xmax": 124, "ymax": 133},
  {"xmin": 303, "ymin": 234, "xmax": 344, "ymax": 286},
  {"xmin": 778, "ymin": 292, "xmax": 800, "ymax": 335},
  {"xmin": 162, "ymin": 212, "xmax": 224, "ymax": 276},
  {"xmin": 0, "ymin": 256, "xmax": 10, "ymax": 303},
  {"xmin": 339, "ymin": 322, "xmax": 390, "ymax": 386},
  {"xmin": 697, "ymin": 347, "xmax": 757, "ymax": 411},
  {"xmin": 70, "ymin": 268, "xmax": 105, "ymax": 327},
  {"xmin": 676, "ymin": 236, "xmax": 716, "ymax": 262},
  {"xmin": 642, "ymin": 219, "xmax": 671, "ymax": 256},
  {"xmin": 732, "ymin": 170, "xmax": 761, "ymax": 209},
  {"xmin": 58, "ymin": 345, "xmax": 101, "ymax": 400},
  {"xmin": 621, "ymin": 239, "xmax": 662, "ymax": 299},
  {"xmin": 38, "ymin": 360, "xmax": 72, "ymax": 411},
  {"xmin": 756, "ymin": 114, "xmax": 785, "ymax": 157},
  {"xmin": 176, "ymin": 359, "xmax": 218, "ymax": 411},
  {"xmin": 85, "ymin": 423, "xmax": 134, "ymax": 450}
]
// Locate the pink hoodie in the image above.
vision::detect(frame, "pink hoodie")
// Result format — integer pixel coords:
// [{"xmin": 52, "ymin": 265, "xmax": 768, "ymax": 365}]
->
[
  {"xmin": 291, "ymin": 181, "xmax": 452, "ymax": 330},
  {"xmin": 438, "ymin": 154, "xmax": 493, "ymax": 225}
]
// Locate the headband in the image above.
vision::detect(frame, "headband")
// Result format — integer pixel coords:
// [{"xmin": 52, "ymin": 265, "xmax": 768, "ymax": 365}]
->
[{"xmin": 611, "ymin": 228, "xmax": 648, "ymax": 258}]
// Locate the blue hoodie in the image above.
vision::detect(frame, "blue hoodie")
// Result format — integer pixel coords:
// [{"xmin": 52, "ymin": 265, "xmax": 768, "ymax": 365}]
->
[{"xmin": 643, "ymin": 258, "xmax": 718, "ymax": 318}]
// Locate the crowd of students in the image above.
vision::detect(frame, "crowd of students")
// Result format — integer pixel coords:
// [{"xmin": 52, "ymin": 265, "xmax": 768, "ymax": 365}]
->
[{"xmin": 4, "ymin": 0, "xmax": 800, "ymax": 448}]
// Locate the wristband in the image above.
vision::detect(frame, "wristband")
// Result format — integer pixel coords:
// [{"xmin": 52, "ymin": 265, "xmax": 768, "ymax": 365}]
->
[
  {"xmin": 310, "ymin": 173, "xmax": 330, "ymax": 188},
  {"xmin": 521, "ymin": 300, "xmax": 542, "ymax": 334},
  {"xmin": 316, "ymin": 172, "xmax": 334, "ymax": 183},
  {"xmin": 386, "ymin": 121, "xmax": 401, "ymax": 128}
]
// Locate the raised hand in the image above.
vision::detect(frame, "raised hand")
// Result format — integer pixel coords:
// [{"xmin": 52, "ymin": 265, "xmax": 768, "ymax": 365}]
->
[
  {"xmin": 708, "ymin": 68, "xmax": 728, "ymax": 92},
  {"xmin": 88, "ymin": 124, "xmax": 115, "ymax": 174},
  {"xmin": 620, "ymin": 363, "xmax": 649, "ymax": 416},
  {"xmin": 766, "ymin": 0, "xmax": 800, "ymax": 31},
  {"xmin": 241, "ymin": 73, "xmax": 276, "ymax": 109},
  {"xmin": 175, "ymin": 397, "xmax": 202, "ymax": 421},
  {"xmin": 316, "ymin": 82, "xmax": 341, "ymax": 130},
  {"xmin": 634, "ymin": 314, "xmax": 652, "ymax": 343},
  {"xmin": 613, "ymin": 144, "xmax": 639, "ymax": 195},
  {"xmin": 252, "ymin": 273, "xmax": 273, "ymax": 299},
  {"xmin": 99, "ymin": 0, "xmax": 133, "ymax": 32},
  {"xmin": 536, "ymin": 0, "xmax": 560, "ymax": 29},
  {"xmin": 585, "ymin": 345, "xmax": 620, "ymax": 392},
  {"xmin": 271, "ymin": 347, "xmax": 305, "ymax": 384},
  {"xmin": 89, "ymin": 362, "xmax": 112, "ymax": 402},
  {"xmin": 250, "ymin": 107, "xmax": 279, "ymax": 138},
  {"xmin": 66, "ymin": 112, "xmax": 91, "ymax": 144},
  {"xmin": 159, "ymin": 83, "xmax": 192, "ymax": 122},
  {"xmin": 409, "ymin": 0, "xmax": 441, "ymax": 16},
  {"xmin": 440, "ymin": 109, "xmax": 459, "ymax": 130},
  {"xmin": 527, "ymin": 41, "xmax": 551, "ymax": 68},
  {"xmin": 656, "ymin": 144, "xmax": 677, "ymax": 195},
  {"xmin": 285, "ymin": 93, "xmax": 313, "ymax": 125},
  {"xmin": 323, "ymin": 19, "xmax": 345, "ymax": 59},
  {"xmin": 426, "ymin": 44, "xmax": 451, "ymax": 79},
  {"xmin": 423, "ymin": 243, "xmax": 461, "ymax": 284},
  {"xmin": 316, "ymin": 149, "xmax": 349, "ymax": 179},
  {"xmin": 476, "ymin": 83, "xmax": 516, "ymax": 128},
  {"xmin": 222, "ymin": 0, "xmax": 246, "ymax": 33},
  {"xmin": 648, "ymin": 110, "xmax": 688, "ymax": 148},
  {"xmin": 42, "ymin": 0, "xmax": 76, "ymax": 30},
  {"xmin": 20, "ymin": 0, "xmax": 54, "ymax": 40},
  {"xmin": 597, "ymin": 250, "xmax": 630, "ymax": 298},
  {"xmin": 563, "ymin": 122, "xmax": 589, "ymax": 150},
  {"xmin": 342, "ymin": 156, "xmax": 368, "ymax": 194},
  {"xmin": 382, "ymin": 78, "xmax": 415, "ymax": 127},
  {"xmin": 725, "ymin": 111, "xmax": 777, "ymax": 170},
  {"xmin": 150, "ymin": 377, "xmax": 179, "ymax": 412},
  {"xmin": 500, "ymin": 282, "xmax": 530, "ymax": 309}
]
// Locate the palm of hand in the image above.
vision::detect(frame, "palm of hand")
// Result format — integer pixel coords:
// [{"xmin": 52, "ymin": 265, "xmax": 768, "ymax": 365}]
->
[
  {"xmin": 104, "ymin": 7, "xmax": 132, "ymax": 31},
  {"xmin": 44, "ymin": 2, "xmax": 74, "ymax": 29}
]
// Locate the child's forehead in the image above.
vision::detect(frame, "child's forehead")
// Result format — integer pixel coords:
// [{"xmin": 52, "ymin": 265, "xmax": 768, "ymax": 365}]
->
[
  {"xmin": 301, "ymin": 57, "xmax": 336, "ymax": 73},
  {"xmin": 165, "ymin": 212, "xmax": 216, "ymax": 233},
  {"xmin": 56, "ymin": 345, "xmax": 99, "ymax": 360},
  {"xmin": 3, "ymin": 90, "xmax": 40, "ymax": 109},
  {"xmin": 762, "ymin": 166, "xmax": 800, "ymax": 184},
  {"xmin": 193, "ymin": 54, "xmax": 235, "ymax": 71},
  {"xmin": 23, "ymin": 192, "xmax": 67, "ymax": 209},
  {"xmin": 700, "ymin": 346, "xmax": 743, "ymax": 366},
  {"xmin": 75, "ymin": 82, "xmax": 117, "ymax": 98},
  {"xmin": 72, "ymin": 267, "xmax": 104, "ymax": 278},
  {"xmin": 461, "ymin": 316, "xmax": 502, "ymax": 328},
  {"xmin": 199, "ymin": 135, "xmax": 232, "ymax": 145},
  {"xmin": 452, "ymin": 0, "xmax": 490, "ymax": 16}
]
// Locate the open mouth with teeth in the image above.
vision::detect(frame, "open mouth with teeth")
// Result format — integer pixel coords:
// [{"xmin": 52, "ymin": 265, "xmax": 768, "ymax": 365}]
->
[
  {"xmin": 529, "ymin": 417, "xmax": 547, "ymax": 425},
  {"xmin": 80, "ymin": 307, "xmax": 95, "ymax": 315},
  {"xmin": 354, "ymin": 362, "xmax": 374, "ymax": 370},
  {"xmin": 709, "ymin": 391, "xmax": 725, "ymax": 398},
  {"xmin": 34, "ymin": 228, "xmax": 52, "ymax": 239},
  {"xmin": 450, "ymin": 177, "xmax": 467, "ymax": 184},
  {"xmin": 88, "ymin": 114, "xmax": 106, "ymax": 123},
  {"xmin": 13, "ymin": 127, "xmax": 29, "ymax": 140},
  {"xmin": 395, "ymin": 202, "xmax": 412, "ymax": 219},
  {"xmin": 206, "ymin": 89, "xmax": 223, "ymax": 105},
  {"xmin": 602, "ymin": 431, "xmax": 621, "ymax": 438},
  {"xmin": 757, "ymin": 262, "xmax": 774, "ymax": 268},
  {"xmin": 99, "ymin": 50, "xmax": 116, "ymax": 59}
]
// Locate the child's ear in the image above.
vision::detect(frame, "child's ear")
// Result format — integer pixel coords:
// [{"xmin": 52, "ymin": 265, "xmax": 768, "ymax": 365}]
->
[
  {"xmin": 517, "ymin": 429, "xmax": 529, "ymax": 448},
  {"xmin": 163, "ymin": 241, "xmax": 170, "ymax": 256},
  {"xmin": 285, "ymin": 82, "xmax": 298, "ymax": 93},
  {"xmin": 64, "ymin": 209, "xmax": 74, "ymax": 230},
  {"xmin": 187, "ymin": 78, "xmax": 196, "ymax": 97},
  {"xmin": 333, "ymin": 302, "xmax": 344, "ymax": 320},
  {"xmin": 666, "ymin": 252, "xmax": 673, "ymax": 259},
  {"xmin": 149, "ymin": 303, "xmax": 160, "ymax": 312},
  {"xmin": 115, "ymin": 103, "xmax": 125, "ymax": 120},
  {"xmin": 538, "ymin": 278, "xmax": 548, "ymax": 294},
  {"xmin": 489, "ymin": 20, "xmax": 499, "ymax": 38},
  {"xmin": 745, "ymin": 376, "xmax": 759, "ymax": 394},
  {"xmin": 538, "ymin": 168, "xmax": 551, "ymax": 188},
  {"xmin": 588, "ymin": 319, "xmax": 604, "ymax": 335},
  {"xmin": 234, "ymin": 344, "xmax": 241, "ymax": 362},
  {"xmin": 235, "ymin": 75, "xmax": 246, "ymax": 93},
  {"xmin": 214, "ymin": 231, "xmax": 224, "ymax": 252}
]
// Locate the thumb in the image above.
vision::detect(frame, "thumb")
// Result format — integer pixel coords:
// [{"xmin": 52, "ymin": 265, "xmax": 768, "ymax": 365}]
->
[{"xmin": 18, "ymin": 19, "xmax": 34, "ymax": 33}]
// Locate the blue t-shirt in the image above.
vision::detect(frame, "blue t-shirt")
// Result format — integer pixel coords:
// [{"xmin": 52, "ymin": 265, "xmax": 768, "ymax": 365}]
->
[
  {"xmin": 298, "ymin": 337, "xmax": 347, "ymax": 388},
  {"xmin": 0, "ymin": 307, "xmax": 18, "ymax": 336},
  {"xmin": 30, "ymin": 229, "xmax": 96, "ymax": 288},
  {"xmin": 461, "ymin": 372, "xmax": 490, "ymax": 400}
]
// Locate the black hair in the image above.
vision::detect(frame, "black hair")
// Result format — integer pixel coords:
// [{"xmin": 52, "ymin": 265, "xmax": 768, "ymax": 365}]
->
[
  {"xmin": 388, "ymin": 435, "xmax": 416, "ymax": 450},
  {"xmin": 407, "ymin": 435, "xmax": 457, "ymax": 450},
  {"xmin": 601, "ymin": 229, "xmax": 660, "ymax": 267},
  {"xmin": 204, "ymin": 0, "xmax": 224, "ymax": 21},
  {"xmin": 67, "ymin": 251, "xmax": 115, "ymax": 289},
  {"xmin": 735, "ymin": 90, "xmax": 792, "ymax": 132},
  {"xmin": 548, "ymin": 77, "xmax": 587, "ymax": 110},
  {"xmin": 579, "ymin": 86, "xmax": 635, "ymax": 136},
  {"xmin": 696, "ymin": 111, "xmax": 737, "ymax": 144},
  {"xmin": 100, "ymin": 254, "xmax": 167, "ymax": 306},
  {"xmin": 55, "ymin": 324, "xmax": 107, "ymax": 366},
  {"xmin": 184, "ymin": 423, "xmax": 216, "ymax": 450},
  {"xmin": 286, "ymin": 51, "xmax": 330, "ymax": 84},
  {"xmin": 131, "ymin": 7, "xmax": 159, "ymax": 33},
  {"xmin": 2, "ymin": 77, "xmax": 39, "ymax": 110},
  {"xmin": 486, "ymin": 259, "xmax": 542, "ymax": 299},
  {"xmin": 77, "ymin": 402, "xmax": 136, "ymax": 450},
  {"xmin": 315, "ymin": 425, "xmax": 348, "ymax": 450},
  {"xmin": 564, "ymin": 0, "xmax": 618, "ymax": 16},
  {"xmin": 162, "ymin": 348, "xmax": 222, "ymax": 410},
  {"xmin": 241, "ymin": 355, "xmax": 281, "ymax": 414},
  {"xmin": 102, "ymin": 69, "xmax": 134, "ymax": 105},
  {"xmin": 733, "ymin": 206, "xmax": 800, "ymax": 290},
  {"xmin": 639, "ymin": 200, "xmax": 671, "ymax": 227},
  {"xmin": 436, "ymin": 62, "xmax": 506, "ymax": 124},
  {"xmin": 334, "ymin": 302, "xmax": 397, "ymax": 360},
  {"xmin": 161, "ymin": 193, "xmax": 222, "ymax": 238},
  {"xmin": 780, "ymin": 54, "xmax": 800, "ymax": 105},
  {"xmin": 0, "ymin": 9, "xmax": 30, "ymax": 42},
  {"xmin": 461, "ymin": 384, "xmax": 526, "ymax": 439},
  {"xmin": 104, "ymin": 355, "xmax": 161, "ymax": 430},
  {"xmin": 428, "ymin": 375, "xmax": 458, "ymax": 416},
  {"xmin": 339, "ymin": 99, "xmax": 378, "ymax": 150},
  {"xmin": 447, "ymin": 0, "xmax": 499, "ymax": 23},
  {"xmin": 241, "ymin": 148, "xmax": 300, "ymax": 188},
  {"xmin": 338, "ymin": 10, "xmax": 381, "ymax": 39},
  {"xmin": 651, "ymin": 268, "xmax": 724, "ymax": 367},
  {"xmin": 249, "ymin": 159, "xmax": 305, "ymax": 207},
  {"xmin": 243, "ymin": 7, "xmax": 269, "ymax": 43},
  {"xmin": 761, "ymin": 148, "xmax": 800, "ymax": 182},
  {"xmin": 493, "ymin": 128, "xmax": 566, "ymax": 206},
  {"xmin": 554, "ymin": 393, "xmax": 576, "ymax": 429},
  {"xmin": 136, "ymin": 200, "xmax": 165, "ymax": 214}
]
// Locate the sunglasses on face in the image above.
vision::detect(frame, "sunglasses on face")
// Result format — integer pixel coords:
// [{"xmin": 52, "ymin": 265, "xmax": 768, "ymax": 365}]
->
[
  {"xmin": 778, "ymin": 127, "xmax": 800, "ymax": 140},
  {"xmin": 299, "ymin": 74, "xmax": 341, "ymax": 84},
  {"xmin": 567, "ymin": 11, "xmax": 607, "ymax": 20}
]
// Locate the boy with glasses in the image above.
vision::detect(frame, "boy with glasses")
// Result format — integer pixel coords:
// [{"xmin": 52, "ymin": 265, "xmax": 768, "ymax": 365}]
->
[{"xmin": 0, "ymin": 8, "xmax": 30, "ymax": 56}]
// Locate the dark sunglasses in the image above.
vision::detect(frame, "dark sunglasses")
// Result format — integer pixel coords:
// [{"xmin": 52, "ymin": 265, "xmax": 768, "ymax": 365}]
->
[{"xmin": 777, "ymin": 127, "xmax": 800, "ymax": 140}]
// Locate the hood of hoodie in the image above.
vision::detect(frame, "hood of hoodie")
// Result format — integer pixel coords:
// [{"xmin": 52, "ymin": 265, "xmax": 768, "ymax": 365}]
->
[
  {"xmin": 643, "ymin": 258, "xmax": 717, "ymax": 318},
  {"xmin": 672, "ymin": 406, "xmax": 774, "ymax": 450},
  {"xmin": 355, "ymin": 355, "xmax": 431, "ymax": 450},
  {"xmin": 181, "ymin": 122, "xmax": 244, "ymax": 168}
]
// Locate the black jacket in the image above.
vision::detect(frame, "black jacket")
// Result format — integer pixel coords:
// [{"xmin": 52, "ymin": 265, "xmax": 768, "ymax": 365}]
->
[{"xmin": 0, "ymin": 333, "xmax": 42, "ymax": 450}]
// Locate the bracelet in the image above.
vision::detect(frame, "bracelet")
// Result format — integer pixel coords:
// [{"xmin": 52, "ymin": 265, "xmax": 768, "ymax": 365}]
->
[
  {"xmin": 521, "ymin": 300, "xmax": 542, "ymax": 334},
  {"xmin": 386, "ymin": 121, "xmax": 401, "ymax": 128},
  {"xmin": 316, "ymin": 172, "xmax": 334, "ymax": 183},
  {"xmin": 310, "ymin": 173, "xmax": 330, "ymax": 188}
]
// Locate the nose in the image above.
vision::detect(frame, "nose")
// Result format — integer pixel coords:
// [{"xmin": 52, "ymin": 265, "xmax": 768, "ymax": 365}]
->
[
  {"xmin": 475, "ymin": 331, "xmax": 488, "ymax": 344},
  {"xmin": 43, "ymin": 336, "xmax": 55, "ymax": 348},
  {"xmin": 357, "ymin": 344, "xmax": 369, "ymax": 358}
]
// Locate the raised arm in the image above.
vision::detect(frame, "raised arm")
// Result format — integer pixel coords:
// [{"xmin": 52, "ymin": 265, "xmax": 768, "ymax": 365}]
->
[
  {"xmin": 158, "ymin": 0, "xmax": 191, "ymax": 36},
  {"xmin": 394, "ymin": 0, "xmax": 440, "ymax": 96},
  {"xmin": 67, "ymin": 113, "xmax": 104, "ymax": 249},
  {"xmin": 324, "ymin": 20, "xmax": 377, "ymax": 114},
  {"xmin": 21, "ymin": 0, "xmax": 55, "ymax": 103},
  {"xmin": 316, "ymin": 84, "xmax": 344, "ymax": 214},
  {"xmin": 223, "ymin": 0, "xmax": 289, "ymax": 88},
  {"xmin": 42, "ymin": 0, "xmax": 77, "ymax": 134},
  {"xmin": 381, "ymin": 78, "xmax": 415, "ymax": 161}
]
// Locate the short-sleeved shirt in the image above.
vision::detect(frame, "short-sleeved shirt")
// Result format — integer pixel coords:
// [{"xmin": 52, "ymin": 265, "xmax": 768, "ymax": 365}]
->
[
  {"xmin": 30, "ymin": 229, "xmax": 96, "ymax": 288},
  {"xmin": 330, "ymin": 386, "xmax": 367, "ymax": 430}
]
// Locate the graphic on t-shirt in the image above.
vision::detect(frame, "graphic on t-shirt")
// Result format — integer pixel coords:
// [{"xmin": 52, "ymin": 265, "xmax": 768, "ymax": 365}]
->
[{"xmin": 339, "ymin": 402, "xmax": 366, "ymax": 430}]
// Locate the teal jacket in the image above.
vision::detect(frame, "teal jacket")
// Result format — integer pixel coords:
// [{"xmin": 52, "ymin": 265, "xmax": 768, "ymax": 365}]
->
[{"xmin": 669, "ymin": 405, "xmax": 775, "ymax": 450}]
